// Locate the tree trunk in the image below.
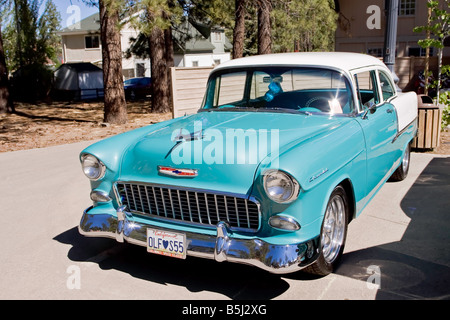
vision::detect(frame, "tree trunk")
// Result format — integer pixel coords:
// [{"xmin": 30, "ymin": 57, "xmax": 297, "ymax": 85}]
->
[
  {"xmin": 99, "ymin": 0, "xmax": 127, "ymax": 124},
  {"xmin": 233, "ymin": 0, "xmax": 246, "ymax": 59},
  {"xmin": 424, "ymin": 5, "xmax": 431, "ymax": 95},
  {"xmin": 437, "ymin": 47, "xmax": 443, "ymax": 102},
  {"xmin": 149, "ymin": 25, "xmax": 171, "ymax": 113},
  {"xmin": 0, "ymin": 26, "xmax": 13, "ymax": 114},
  {"xmin": 164, "ymin": 24, "xmax": 174, "ymax": 109},
  {"xmin": 257, "ymin": 0, "xmax": 272, "ymax": 55}
]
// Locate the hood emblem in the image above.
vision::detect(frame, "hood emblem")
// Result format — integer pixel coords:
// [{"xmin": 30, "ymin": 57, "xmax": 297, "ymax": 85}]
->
[{"xmin": 158, "ymin": 166, "xmax": 198, "ymax": 177}]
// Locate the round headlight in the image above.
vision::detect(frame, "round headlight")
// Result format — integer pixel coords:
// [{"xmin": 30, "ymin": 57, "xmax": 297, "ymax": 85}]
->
[
  {"xmin": 263, "ymin": 170, "xmax": 300, "ymax": 203},
  {"xmin": 81, "ymin": 154, "xmax": 106, "ymax": 181}
]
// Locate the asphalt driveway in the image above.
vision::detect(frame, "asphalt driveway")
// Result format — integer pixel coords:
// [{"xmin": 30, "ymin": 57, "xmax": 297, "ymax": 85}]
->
[{"xmin": 0, "ymin": 141, "xmax": 449, "ymax": 300}]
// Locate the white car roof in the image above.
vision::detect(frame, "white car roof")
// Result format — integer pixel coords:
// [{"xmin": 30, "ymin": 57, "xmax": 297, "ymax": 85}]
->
[{"xmin": 214, "ymin": 52, "xmax": 389, "ymax": 74}]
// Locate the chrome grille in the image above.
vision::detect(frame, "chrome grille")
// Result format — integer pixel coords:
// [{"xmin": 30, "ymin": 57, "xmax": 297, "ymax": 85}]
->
[{"xmin": 115, "ymin": 182, "xmax": 260, "ymax": 231}]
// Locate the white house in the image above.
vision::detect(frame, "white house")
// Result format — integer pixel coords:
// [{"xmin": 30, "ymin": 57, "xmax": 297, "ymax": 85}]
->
[{"xmin": 57, "ymin": 13, "xmax": 232, "ymax": 80}]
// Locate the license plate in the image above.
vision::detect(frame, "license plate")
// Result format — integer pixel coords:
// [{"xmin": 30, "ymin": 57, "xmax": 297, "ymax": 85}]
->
[{"xmin": 147, "ymin": 228, "xmax": 186, "ymax": 259}]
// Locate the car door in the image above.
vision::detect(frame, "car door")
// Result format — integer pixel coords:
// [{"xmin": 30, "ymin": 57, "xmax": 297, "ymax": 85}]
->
[{"xmin": 353, "ymin": 69, "xmax": 398, "ymax": 196}]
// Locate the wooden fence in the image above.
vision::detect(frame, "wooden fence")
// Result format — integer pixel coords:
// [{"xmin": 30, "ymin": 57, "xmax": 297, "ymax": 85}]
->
[
  {"xmin": 170, "ymin": 67, "xmax": 213, "ymax": 118},
  {"xmin": 394, "ymin": 56, "xmax": 450, "ymax": 90}
]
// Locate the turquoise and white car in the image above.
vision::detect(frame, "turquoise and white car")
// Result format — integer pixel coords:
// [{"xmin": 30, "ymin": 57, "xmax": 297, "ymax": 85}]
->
[{"xmin": 79, "ymin": 52, "xmax": 418, "ymax": 276}]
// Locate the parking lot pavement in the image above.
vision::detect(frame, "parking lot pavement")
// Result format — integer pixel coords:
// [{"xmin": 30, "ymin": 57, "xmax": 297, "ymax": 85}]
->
[{"xmin": 0, "ymin": 141, "xmax": 449, "ymax": 300}]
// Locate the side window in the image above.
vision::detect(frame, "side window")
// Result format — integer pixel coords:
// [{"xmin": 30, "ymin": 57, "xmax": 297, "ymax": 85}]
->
[
  {"xmin": 353, "ymin": 70, "xmax": 380, "ymax": 110},
  {"xmin": 378, "ymin": 71, "xmax": 396, "ymax": 101}
]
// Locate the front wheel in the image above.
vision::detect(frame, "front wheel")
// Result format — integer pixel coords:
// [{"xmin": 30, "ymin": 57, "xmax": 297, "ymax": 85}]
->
[{"xmin": 304, "ymin": 186, "xmax": 349, "ymax": 276}]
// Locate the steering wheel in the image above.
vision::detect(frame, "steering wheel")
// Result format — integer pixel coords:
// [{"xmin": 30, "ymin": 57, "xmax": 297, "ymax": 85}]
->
[{"xmin": 304, "ymin": 96, "xmax": 330, "ymax": 110}]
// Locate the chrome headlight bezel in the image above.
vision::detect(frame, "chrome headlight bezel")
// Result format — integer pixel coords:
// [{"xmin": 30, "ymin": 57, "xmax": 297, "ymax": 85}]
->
[
  {"xmin": 81, "ymin": 154, "xmax": 106, "ymax": 181},
  {"xmin": 263, "ymin": 169, "xmax": 300, "ymax": 204},
  {"xmin": 269, "ymin": 215, "xmax": 301, "ymax": 231}
]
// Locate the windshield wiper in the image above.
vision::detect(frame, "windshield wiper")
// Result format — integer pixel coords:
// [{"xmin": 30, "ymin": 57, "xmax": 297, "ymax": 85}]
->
[{"xmin": 200, "ymin": 106, "xmax": 258, "ymax": 112}]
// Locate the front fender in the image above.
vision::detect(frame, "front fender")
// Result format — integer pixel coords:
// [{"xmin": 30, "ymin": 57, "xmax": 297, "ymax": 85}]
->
[
  {"xmin": 80, "ymin": 117, "xmax": 182, "ymax": 192},
  {"xmin": 253, "ymin": 117, "xmax": 366, "ymax": 237}
]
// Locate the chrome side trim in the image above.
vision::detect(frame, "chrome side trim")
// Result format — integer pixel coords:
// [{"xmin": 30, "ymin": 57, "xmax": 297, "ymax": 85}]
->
[{"xmin": 392, "ymin": 117, "xmax": 418, "ymax": 143}]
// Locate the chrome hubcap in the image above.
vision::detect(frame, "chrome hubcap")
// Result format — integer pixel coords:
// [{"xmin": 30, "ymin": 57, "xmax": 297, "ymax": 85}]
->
[
  {"xmin": 402, "ymin": 146, "xmax": 410, "ymax": 172},
  {"xmin": 321, "ymin": 194, "xmax": 346, "ymax": 264}
]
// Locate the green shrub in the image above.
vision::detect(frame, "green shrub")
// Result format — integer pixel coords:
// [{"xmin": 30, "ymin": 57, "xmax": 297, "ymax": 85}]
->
[{"xmin": 439, "ymin": 91, "xmax": 450, "ymax": 130}]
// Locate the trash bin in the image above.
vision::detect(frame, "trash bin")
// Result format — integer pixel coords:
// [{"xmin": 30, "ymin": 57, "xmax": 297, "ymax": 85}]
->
[{"xmin": 412, "ymin": 94, "xmax": 443, "ymax": 150}]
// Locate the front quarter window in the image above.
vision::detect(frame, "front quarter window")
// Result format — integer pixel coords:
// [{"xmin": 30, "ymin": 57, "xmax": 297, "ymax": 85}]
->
[{"xmin": 354, "ymin": 70, "xmax": 380, "ymax": 111}]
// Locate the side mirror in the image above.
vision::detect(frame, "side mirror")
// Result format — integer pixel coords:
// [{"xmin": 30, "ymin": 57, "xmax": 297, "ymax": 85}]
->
[{"xmin": 362, "ymin": 101, "xmax": 377, "ymax": 119}]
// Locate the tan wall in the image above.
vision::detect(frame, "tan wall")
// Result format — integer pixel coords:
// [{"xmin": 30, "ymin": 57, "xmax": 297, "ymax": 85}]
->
[
  {"xmin": 62, "ymin": 34, "xmax": 102, "ymax": 63},
  {"xmin": 335, "ymin": 0, "xmax": 437, "ymax": 56},
  {"xmin": 171, "ymin": 67, "xmax": 214, "ymax": 118}
]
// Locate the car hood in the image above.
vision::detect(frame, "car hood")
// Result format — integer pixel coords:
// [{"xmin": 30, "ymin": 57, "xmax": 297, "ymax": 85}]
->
[{"xmin": 119, "ymin": 111, "xmax": 349, "ymax": 195}]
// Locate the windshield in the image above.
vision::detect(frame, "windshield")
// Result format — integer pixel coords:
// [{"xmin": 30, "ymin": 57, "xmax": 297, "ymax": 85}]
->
[{"xmin": 201, "ymin": 67, "xmax": 354, "ymax": 114}]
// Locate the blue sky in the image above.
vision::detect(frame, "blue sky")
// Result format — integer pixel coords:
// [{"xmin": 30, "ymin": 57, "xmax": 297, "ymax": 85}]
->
[{"xmin": 52, "ymin": 0, "xmax": 99, "ymax": 28}]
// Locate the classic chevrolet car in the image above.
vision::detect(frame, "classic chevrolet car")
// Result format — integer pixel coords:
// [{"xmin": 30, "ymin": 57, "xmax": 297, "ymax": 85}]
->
[{"xmin": 79, "ymin": 52, "xmax": 418, "ymax": 276}]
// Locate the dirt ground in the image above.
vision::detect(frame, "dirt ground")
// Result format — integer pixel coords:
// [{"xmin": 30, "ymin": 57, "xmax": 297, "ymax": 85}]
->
[
  {"xmin": 0, "ymin": 100, "xmax": 172, "ymax": 153},
  {"xmin": 0, "ymin": 100, "xmax": 449, "ymax": 154}
]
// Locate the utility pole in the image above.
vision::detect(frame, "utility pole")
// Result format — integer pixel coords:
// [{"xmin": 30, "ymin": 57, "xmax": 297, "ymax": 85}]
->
[{"xmin": 383, "ymin": 0, "xmax": 400, "ymax": 90}]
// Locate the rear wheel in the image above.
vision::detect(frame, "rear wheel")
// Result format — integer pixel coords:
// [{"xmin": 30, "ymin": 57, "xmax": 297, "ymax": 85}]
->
[
  {"xmin": 390, "ymin": 142, "xmax": 411, "ymax": 182},
  {"xmin": 304, "ymin": 186, "xmax": 349, "ymax": 276}
]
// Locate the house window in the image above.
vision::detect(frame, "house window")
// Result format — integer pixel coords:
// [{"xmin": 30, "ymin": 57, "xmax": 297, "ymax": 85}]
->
[
  {"xmin": 399, "ymin": 0, "xmax": 415, "ymax": 16},
  {"xmin": 408, "ymin": 47, "xmax": 433, "ymax": 57},
  {"xmin": 85, "ymin": 35, "xmax": 100, "ymax": 49},
  {"xmin": 214, "ymin": 32, "xmax": 222, "ymax": 42},
  {"xmin": 192, "ymin": 61, "xmax": 199, "ymax": 67},
  {"xmin": 367, "ymin": 48, "xmax": 383, "ymax": 57},
  {"xmin": 136, "ymin": 63, "xmax": 146, "ymax": 77}
]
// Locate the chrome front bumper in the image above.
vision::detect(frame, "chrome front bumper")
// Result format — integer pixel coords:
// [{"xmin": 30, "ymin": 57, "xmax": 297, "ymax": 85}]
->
[{"xmin": 79, "ymin": 206, "xmax": 319, "ymax": 274}]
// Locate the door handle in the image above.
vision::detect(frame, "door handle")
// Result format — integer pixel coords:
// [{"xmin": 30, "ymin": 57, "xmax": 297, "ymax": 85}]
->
[{"xmin": 386, "ymin": 108, "xmax": 394, "ymax": 114}]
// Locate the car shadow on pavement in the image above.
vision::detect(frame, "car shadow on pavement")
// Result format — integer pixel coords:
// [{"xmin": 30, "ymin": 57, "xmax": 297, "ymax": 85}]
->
[
  {"xmin": 54, "ymin": 227, "xmax": 292, "ymax": 299},
  {"xmin": 334, "ymin": 156, "xmax": 450, "ymax": 299}
]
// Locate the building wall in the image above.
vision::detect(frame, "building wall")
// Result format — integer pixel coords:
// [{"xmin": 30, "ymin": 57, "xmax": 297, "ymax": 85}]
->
[
  {"xmin": 335, "ymin": 0, "xmax": 449, "ymax": 57},
  {"xmin": 178, "ymin": 52, "xmax": 231, "ymax": 68},
  {"xmin": 62, "ymin": 34, "xmax": 102, "ymax": 63},
  {"xmin": 61, "ymin": 17, "xmax": 231, "ymax": 80}
]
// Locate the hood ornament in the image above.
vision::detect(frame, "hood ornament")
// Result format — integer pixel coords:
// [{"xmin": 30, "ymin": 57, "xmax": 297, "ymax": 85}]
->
[
  {"xmin": 174, "ymin": 128, "xmax": 204, "ymax": 142},
  {"xmin": 158, "ymin": 166, "xmax": 198, "ymax": 177},
  {"xmin": 165, "ymin": 128, "xmax": 204, "ymax": 159}
]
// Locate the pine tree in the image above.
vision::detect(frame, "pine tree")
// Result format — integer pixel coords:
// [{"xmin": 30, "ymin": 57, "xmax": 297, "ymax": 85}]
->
[
  {"xmin": 233, "ymin": 0, "xmax": 246, "ymax": 58},
  {"xmin": 272, "ymin": 0, "xmax": 337, "ymax": 53},
  {"xmin": 1, "ymin": 0, "xmax": 61, "ymax": 102},
  {"xmin": 137, "ymin": 0, "xmax": 182, "ymax": 114},
  {"xmin": 99, "ymin": 0, "xmax": 128, "ymax": 124},
  {"xmin": 256, "ymin": 0, "xmax": 272, "ymax": 54},
  {"xmin": 0, "ymin": 23, "xmax": 13, "ymax": 114}
]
